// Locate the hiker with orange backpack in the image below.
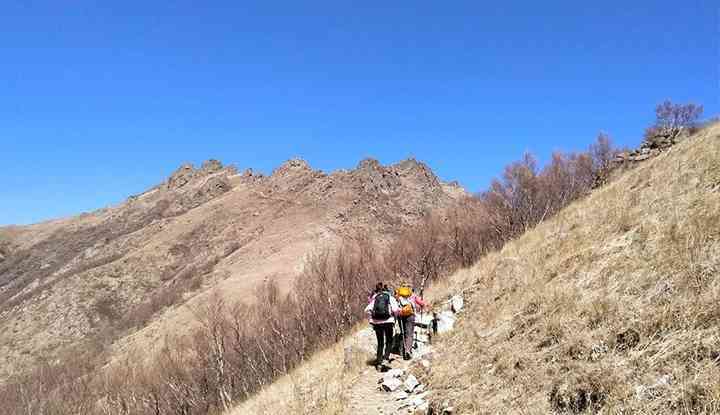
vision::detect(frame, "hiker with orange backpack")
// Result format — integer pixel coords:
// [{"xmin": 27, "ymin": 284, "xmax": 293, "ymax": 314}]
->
[
  {"xmin": 365, "ymin": 282, "xmax": 400, "ymax": 371},
  {"xmin": 395, "ymin": 285, "xmax": 427, "ymax": 360}
]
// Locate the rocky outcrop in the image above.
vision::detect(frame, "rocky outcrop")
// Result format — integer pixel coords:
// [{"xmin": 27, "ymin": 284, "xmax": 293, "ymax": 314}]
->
[
  {"xmin": 194, "ymin": 176, "xmax": 231, "ymax": 203},
  {"xmin": 167, "ymin": 164, "xmax": 196, "ymax": 190},
  {"xmin": 614, "ymin": 131, "xmax": 685, "ymax": 164},
  {"xmin": 166, "ymin": 160, "xmax": 236, "ymax": 191},
  {"xmin": 200, "ymin": 159, "xmax": 223, "ymax": 174}
]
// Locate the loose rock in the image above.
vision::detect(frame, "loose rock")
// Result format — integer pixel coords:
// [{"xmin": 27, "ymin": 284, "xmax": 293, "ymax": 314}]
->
[
  {"xmin": 450, "ymin": 295, "xmax": 464, "ymax": 313},
  {"xmin": 381, "ymin": 377, "xmax": 403, "ymax": 392},
  {"xmin": 404, "ymin": 374, "xmax": 420, "ymax": 393}
]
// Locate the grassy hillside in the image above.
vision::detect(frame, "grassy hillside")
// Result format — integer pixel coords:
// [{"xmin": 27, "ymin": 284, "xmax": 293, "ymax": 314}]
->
[
  {"xmin": 228, "ymin": 123, "xmax": 719, "ymax": 415},
  {"xmin": 427, "ymin": 123, "xmax": 720, "ymax": 413}
]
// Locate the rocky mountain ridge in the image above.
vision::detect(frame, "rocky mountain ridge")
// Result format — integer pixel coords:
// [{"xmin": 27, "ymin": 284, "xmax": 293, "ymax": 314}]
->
[{"xmin": 0, "ymin": 157, "xmax": 463, "ymax": 383}]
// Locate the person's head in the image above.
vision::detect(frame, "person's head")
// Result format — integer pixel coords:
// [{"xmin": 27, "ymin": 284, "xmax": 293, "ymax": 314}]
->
[{"xmin": 374, "ymin": 282, "xmax": 384, "ymax": 293}]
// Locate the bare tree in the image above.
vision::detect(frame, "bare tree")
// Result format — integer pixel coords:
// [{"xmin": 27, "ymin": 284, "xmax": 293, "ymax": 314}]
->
[
  {"xmin": 193, "ymin": 294, "xmax": 233, "ymax": 412},
  {"xmin": 645, "ymin": 100, "xmax": 703, "ymax": 140}
]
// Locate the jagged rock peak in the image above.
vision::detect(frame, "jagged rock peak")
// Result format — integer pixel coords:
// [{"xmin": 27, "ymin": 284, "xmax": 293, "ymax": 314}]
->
[
  {"xmin": 395, "ymin": 158, "xmax": 428, "ymax": 172},
  {"xmin": 200, "ymin": 159, "xmax": 223, "ymax": 173},
  {"xmin": 357, "ymin": 157, "xmax": 382, "ymax": 171},
  {"xmin": 167, "ymin": 163, "xmax": 196, "ymax": 190},
  {"xmin": 394, "ymin": 158, "xmax": 440, "ymax": 184},
  {"xmin": 272, "ymin": 158, "xmax": 313, "ymax": 176},
  {"xmin": 166, "ymin": 159, "xmax": 235, "ymax": 190}
]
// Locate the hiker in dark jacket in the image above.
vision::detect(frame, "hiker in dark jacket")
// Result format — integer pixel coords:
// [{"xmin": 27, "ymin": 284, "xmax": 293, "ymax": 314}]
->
[{"xmin": 365, "ymin": 282, "xmax": 400, "ymax": 371}]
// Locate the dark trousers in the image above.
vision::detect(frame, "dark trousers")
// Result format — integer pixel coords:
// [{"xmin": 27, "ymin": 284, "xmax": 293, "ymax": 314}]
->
[{"xmin": 372, "ymin": 322, "xmax": 394, "ymax": 364}]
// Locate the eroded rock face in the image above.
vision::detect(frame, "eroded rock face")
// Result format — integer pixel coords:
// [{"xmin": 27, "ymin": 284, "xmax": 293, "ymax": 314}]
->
[
  {"xmin": 272, "ymin": 158, "xmax": 312, "ymax": 176},
  {"xmin": 194, "ymin": 176, "xmax": 231, "ymax": 202},
  {"xmin": 167, "ymin": 164, "xmax": 196, "ymax": 190},
  {"xmin": 201, "ymin": 159, "xmax": 223, "ymax": 174}
]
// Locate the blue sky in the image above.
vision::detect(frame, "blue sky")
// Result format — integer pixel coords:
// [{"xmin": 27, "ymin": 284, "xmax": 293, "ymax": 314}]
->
[{"xmin": 2, "ymin": 1, "xmax": 717, "ymax": 225}]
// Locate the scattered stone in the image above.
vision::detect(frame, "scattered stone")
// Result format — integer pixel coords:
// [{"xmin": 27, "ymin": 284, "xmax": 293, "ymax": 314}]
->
[
  {"xmin": 395, "ymin": 391, "xmax": 409, "ymax": 400},
  {"xmin": 384, "ymin": 368, "xmax": 405, "ymax": 381},
  {"xmin": 435, "ymin": 311, "xmax": 457, "ymax": 333},
  {"xmin": 450, "ymin": 295, "xmax": 464, "ymax": 313},
  {"xmin": 412, "ymin": 397, "xmax": 429, "ymax": 413},
  {"xmin": 414, "ymin": 384, "xmax": 426, "ymax": 394},
  {"xmin": 415, "ymin": 391, "xmax": 431, "ymax": 400},
  {"xmin": 404, "ymin": 374, "xmax": 420, "ymax": 393},
  {"xmin": 420, "ymin": 359, "xmax": 431, "ymax": 369},
  {"xmin": 381, "ymin": 377, "xmax": 403, "ymax": 392}
]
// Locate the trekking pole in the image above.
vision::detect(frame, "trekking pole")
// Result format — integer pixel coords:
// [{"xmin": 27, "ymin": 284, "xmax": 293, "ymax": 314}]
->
[
  {"xmin": 397, "ymin": 316, "xmax": 405, "ymax": 358},
  {"xmin": 415, "ymin": 305, "xmax": 422, "ymax": 350}
]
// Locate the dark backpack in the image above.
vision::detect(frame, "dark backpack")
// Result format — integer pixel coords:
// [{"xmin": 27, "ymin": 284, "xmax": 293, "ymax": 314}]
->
[{"xmin": 371, "ymin": 292, "xmax": 391, "ymax": 320}]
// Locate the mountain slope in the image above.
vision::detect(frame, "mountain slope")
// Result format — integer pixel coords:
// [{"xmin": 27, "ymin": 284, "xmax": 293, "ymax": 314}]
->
[
  {"xmin": 426, "ymin": 123, "xmax": 720, "ymax": 413},
  {"xmin": 223, "ymin": 123, "xmax": 719, "ymax": 415},
  {"xmin": 0, "ymin": 157, "xmax": 463, "ymax": 382}
]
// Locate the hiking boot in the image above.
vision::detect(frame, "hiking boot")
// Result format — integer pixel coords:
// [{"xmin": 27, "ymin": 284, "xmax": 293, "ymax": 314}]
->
[
  {"xmin": 403, "ymin": 353, "xmax": 411, "ymax": 361},
  {"xmin": 375, "ymin": 364, "xmax": 382, "ymax": 372}
]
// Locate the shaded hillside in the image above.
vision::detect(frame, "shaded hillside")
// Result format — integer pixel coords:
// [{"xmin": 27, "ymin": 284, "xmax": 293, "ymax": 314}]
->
[
  {"xmin": 0, "ymin": 157, "xmax": 462, "ymax": 382},
  {"xmin": 426, "ymin": 123, "xmax": 720, "ymax": 413}
]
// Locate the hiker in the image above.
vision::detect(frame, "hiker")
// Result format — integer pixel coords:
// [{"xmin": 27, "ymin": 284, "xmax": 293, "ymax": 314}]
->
[
  {"xmin": 365, "ymin": 282, "xmax": 400, "ymax": 371},
  {"xmin": 395, "ymin": 285, "xmax": 427, "ymax": 360}
]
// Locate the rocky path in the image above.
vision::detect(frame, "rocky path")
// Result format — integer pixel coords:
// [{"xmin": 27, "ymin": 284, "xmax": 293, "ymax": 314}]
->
[
  {"xmin": 347, "ymin": 358, "xmax": 427, "ymax": 414},
  {"xmin": 343, "ymin": 295, "xmax": 464, "ymax": 414}
]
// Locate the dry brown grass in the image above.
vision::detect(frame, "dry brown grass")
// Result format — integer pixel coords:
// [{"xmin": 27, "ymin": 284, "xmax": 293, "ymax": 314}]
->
[
  {"xmin": 229, "ymin": 340, "xmax": 365, "ymax": 415},
  {"xmin": 425, "ymin": 123, "xmax": 720, "ymax": 413}
]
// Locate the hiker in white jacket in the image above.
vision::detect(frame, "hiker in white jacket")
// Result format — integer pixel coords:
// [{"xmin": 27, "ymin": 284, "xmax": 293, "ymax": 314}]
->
[{"xmin": 365, "ymin": 283, "xmax": 400, "ymax": 371}]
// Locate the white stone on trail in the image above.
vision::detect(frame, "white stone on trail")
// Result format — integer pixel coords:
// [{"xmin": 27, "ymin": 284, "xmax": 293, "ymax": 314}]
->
[
  {"xmin": 404, "ymin": 374, "xmax": 420, "ymax": 393},
  {"xmin": 420, "ymin": 359, "xmax": 431, "ymax": 369},
  {"xmin": 383, "ymin": 368, "xmax": 405, "ymax": 381},
  {"xmin": 435, "ymin": 310, "xmax": 456, "ymax": 333},
  {"xmin": 413, "ymin": 399, "xmax": 429, "ymax": 414},
  {"xmin": 395, "ymin": 391, "xmax": 409, "ymax": 400},
  {"xmin": 412, "ymin": 396, "xmax": 427, "ymax": 406},
  {"xmin": 450, "ymin": 295, "xmax": 464, "ymax": 313},
  {"xmin": 415, "ymin": 313, "xmax": 434, "ymax": 326},
  {"xmin": 381, "ymin": 377, "xmax": 403, "ymax": 392},
  {"xmin": 415, "ymin": 391, "xmax": 431, "ymax": 400},
  {"xmin": 415, "ymin": 384, "xmax": 426, "ymax": 393}
]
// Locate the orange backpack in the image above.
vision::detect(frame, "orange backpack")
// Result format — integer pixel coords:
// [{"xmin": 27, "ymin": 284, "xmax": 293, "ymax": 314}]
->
[{"xmin": 398, "ymin": 294, "xmax": 414, "ymax": 317}]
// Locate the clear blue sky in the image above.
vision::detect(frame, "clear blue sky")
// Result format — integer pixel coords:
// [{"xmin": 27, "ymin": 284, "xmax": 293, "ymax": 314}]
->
[{"xmin": 2, "ymin": 1, "xmax": 717, "ymax": 225}]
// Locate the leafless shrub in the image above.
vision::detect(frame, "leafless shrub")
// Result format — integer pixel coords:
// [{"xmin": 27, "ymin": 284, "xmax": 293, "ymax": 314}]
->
[{"xmin": 645, "ymin": 100, "xmax": 704, "ymax": 141}]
